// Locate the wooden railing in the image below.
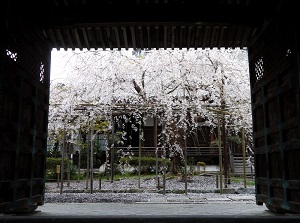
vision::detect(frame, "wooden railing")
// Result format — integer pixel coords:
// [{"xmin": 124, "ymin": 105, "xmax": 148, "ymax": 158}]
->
[{"xmin": 116, "ymin": 146, "xmax": 221, "ymax": 157}]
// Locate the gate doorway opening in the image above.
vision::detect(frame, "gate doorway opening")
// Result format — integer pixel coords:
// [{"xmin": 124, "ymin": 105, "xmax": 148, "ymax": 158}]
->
[{"xmin": 47, "ymin": 47, "xmax": 253, "ymax": 200}]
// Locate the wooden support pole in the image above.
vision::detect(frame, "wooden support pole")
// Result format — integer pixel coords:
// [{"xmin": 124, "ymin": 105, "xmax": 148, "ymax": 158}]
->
[
  {"xmin": 242, "ymin": 127, "xmax": 247, "ymax": 188},
  {"xmin": 154, "ymin": 116, "xmax": 159, "ymax": 189},
  {"xmin": 90, "ymin": 119, "xmax": 94, "ymax": 194},
  {"xmin": 138, "ymin": 122, "xmax": 141, "ymax": 188},
  {"xmin": 217, "ymin": 113, "xmax": 223, "ymax": 194}
]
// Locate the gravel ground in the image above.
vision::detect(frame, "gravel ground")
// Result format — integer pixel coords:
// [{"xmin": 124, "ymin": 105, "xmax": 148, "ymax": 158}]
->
[{"xmin": 45, "ymin": 174, "xmax": 255, "ymax": 203}]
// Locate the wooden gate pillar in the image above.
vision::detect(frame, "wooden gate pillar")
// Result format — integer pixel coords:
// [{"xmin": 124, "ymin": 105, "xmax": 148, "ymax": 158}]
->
[
  {"xmin": 249, "ymin": 2, "xmax": 300, "ymax": 213},
  {"xmin": 0, "ymin": 2, "xmax": 51, "ymax": 213}
]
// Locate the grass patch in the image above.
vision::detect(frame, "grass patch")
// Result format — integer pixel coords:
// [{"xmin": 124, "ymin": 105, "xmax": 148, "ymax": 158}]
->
[{"xmin": 230, "ymin": 176, "xmax": 255, "ymax": 186}]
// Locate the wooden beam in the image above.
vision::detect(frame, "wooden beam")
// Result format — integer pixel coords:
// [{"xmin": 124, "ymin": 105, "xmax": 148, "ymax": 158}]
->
[
  {"xmin": 202, "ymin": 26, "xmax": 210, "ymax": 49},
  {"xmin": 164, "ymin": 26, "xmax": 168, "ymax": 49},
  {"xmin": 65, "ymin": 28, "xmax": 75, "ymax": 50},
  {"xmin": 218, "ymin": 26, "xmax": 226, "ymax": 49},
  {"xmin": 95, "ymin": 27, "xmax": 106, "ymax": 50},
  {"xmin": 194, "ymin": 26, "xmax": 201, "ymax": 49},
  {"xmin": 234, "ymin": 26, "xmax": 243, "ymax": 47},
  {"xmin": 130, "ymin": 26, "xmax": 137, "ymax": 49},
  {"xmin": 56, "ymin": 29, "xmax": 67, "ymax": 50},
  {"xmin": 81, "ymin": 27, "xmax": 90, "ymax": 50},
  {"xmin": 114, "ymin": 27, "xmax": 121, "ymax": 50},
  {"xmin": 241, "ymin": 27, "xmax": 251, "ymax": 47},
  {"xmin": 45, "ymin": 3, "xmax": 264, "ymax": 28},
  {"xmin": 227, "ymin": 26, "xmax": 236, "ymax": 48},
  {"xmin": 138, "ymin": 26, "xmax": 144, "ymax": 50},
  {"xmin": 155, "ymin": 26, "xmax": 159, "ymax": 50},
  {"xmin": 147, "ymin": 26, "xmax": 151, "ymax": 50},
  {"xmin": 87, "ymin": 27, "xmax": 97, "ymax": 50},
  {"xmin": 180, "ymin": 26, "xmax": 185, "ymax": 49},
  {"xmin": 105, "ymin": 27, "xmax": 113, "ymax": 50},
  {"xmin": 187, "ymin": 26, "xmax": 193, "ymax": 49},
  {"xmin": 171, "ymin": 26, "xmax": 176, "ymax": 50},
  {"xmin": 73, "ymin": 28, "xmax": 83, "ymax": 50},
  {"xmin": 121, "ymin": 27, "xmax": 128, "ymax": 50},
  {"xmin": 47, "ymin": 29, "xmax": 58, "ymax": 49},
  {"xmin": 210, "ymin": 27, "xmax": 217, "ymax": 48},
  {"xmin": 199, "ymin": 26, "xmax": 205, "ymax": 49}
]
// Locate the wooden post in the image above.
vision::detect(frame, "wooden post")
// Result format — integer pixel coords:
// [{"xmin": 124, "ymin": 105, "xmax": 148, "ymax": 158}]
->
[
  {"xmin": 242, "ymin": 127, "xmax": 247, "ymax": 188},
  {"xmin": 223, "ymin": 121, "xmax": 229, "ymax": 188},
  {"xmin": 162, "ymin": 120, "xmax": 166, "ymax": 195},
  {"xmin": 56, "ymin": 165, "xmax": 60, "ymax": 188},
  {"xmin": 138, "ymin": 122, "xmax": 141, "ymax": 188},
  {"xmin": 86, "ymin": 131, "xmax": 90, "ymax": 189},
  {"xmin": 60, "ymin": 128, "xmax": 66, "ymax": 194},
  {"xmin": 90, "ymin": 119, "xmax": 94, "ymax": 194},
  {"xmin": 217, "ymin": 113, "xmax": 223, "ymax": 194},
  {"xmin": 111, "ymin": 115, "xmax": 114, "ymax": 183},
  {"xmin": 66, "ymin": 145, "xmax": 70, "ymax": 187},
  {"xmin": 154, "ymin": 116, "xmax": 159, "ymax": 189},
  {"xmin": 77, "ymin": 132, "xmax": 81, "ymax": 183},
  {"xmin": 184, "ymin": 128, "xmax": 188, "ymax": 195}
]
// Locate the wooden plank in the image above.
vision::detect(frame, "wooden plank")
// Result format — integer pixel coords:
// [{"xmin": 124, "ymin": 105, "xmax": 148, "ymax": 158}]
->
[
  {"xmin": 179, "ymin": 26, "xmax": 185, "ymax": 49},
  {"xmin": 194, "ymin": 26, "xmax": 200, "ymax": 49},
  {"xmin": 95, "ymin": 27, "xmax": 106, "ymax": 50},
  {"xmin": 146, "ymin": 26, "xmax": 151, "ymax": 50},
  {"xmin": 210, "ymin": 27, "xmax": 218, "ymax": 48},
  {"xmin": 72, "ymin": 28, "xmax": 82, "ymax": 50},
  {"xmin": 187, "ymin": 26, "xmax": 192, "ymax": 49},
  {"xmin": 164, "ymin": 26, "xmax": 168, "ymax": 49},
  {"xmin": 105, "ymin": 27, "xmax": 113, "ymax": 50},
  {"xmin": 155, "ymin": 26, "xmax": 159, "ymax": 50},
  {"xmin": 81, "ymin": 27, "xmax": 90, "ymax": 50},
  {"xmin": 138, "ymin": 26, "xmax": 144, "ymax": 50},
  {"xmin": 87, "ymin": 28, "xmax": 97, "ymax": 50},
  {"xmin": 65, "ymin": 28, "xmax": 75, "ymax": 50},
  {"xmin": 171, "ymin": 26, "xmax": 176, "ymax": 50},
  {"xmin": 218, "ymin": 27, "xmax": 226, "ymax": 49},
  {"xmin": 47, "ymin": 29, "xmax": 58, "ymax": 49},
  {"xmin": 56, "ymin": 29, "xmax": 67, "ymax": 50},
  {"xmin": 121, "ymin": 27, "xmax": 129, "ymax": 50},
  {"xmin": 114, "ymin": 27, "xmax": 121, "ymax": 50},
  {"xmin": 130, "ymin": 26, "xmax": 136, "ymax": 49},
  {"xmin": 203, "ymin": 26, "xmax": 210, "ymax": 49}
]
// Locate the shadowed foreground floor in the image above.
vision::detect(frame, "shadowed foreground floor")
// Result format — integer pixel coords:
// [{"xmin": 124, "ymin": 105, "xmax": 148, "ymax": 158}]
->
[{"xmin": 1, "ymin": 202, "xmax": 300, "ymax": 223}]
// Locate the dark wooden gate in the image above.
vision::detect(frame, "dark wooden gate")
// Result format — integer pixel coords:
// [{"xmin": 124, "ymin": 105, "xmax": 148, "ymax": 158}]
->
[
  {"xmin": 0, "ymin": 24, "xmax": 50, "ymax": 213},
  {"xmin": 249, "ymin": 16, "xmax": 300, "ymax": 213},
  {"xmin": 1, "ymin": 0, "xmax": 300, "ymax": 216}
]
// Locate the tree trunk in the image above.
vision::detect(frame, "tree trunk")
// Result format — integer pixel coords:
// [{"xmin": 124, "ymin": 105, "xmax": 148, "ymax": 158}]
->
[{"xmin": 169, "ymin": 121, "xmax": 185, "ymax": 175}]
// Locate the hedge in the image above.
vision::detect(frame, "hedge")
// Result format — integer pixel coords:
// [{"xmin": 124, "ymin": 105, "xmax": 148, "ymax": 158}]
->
[
  {"xmin": 119, "ymin": 156, "xmax": 171, "ymax": 174},
  {"xmin": 46, "ymin": 157, "xmax": 75, "ymax": 180}
]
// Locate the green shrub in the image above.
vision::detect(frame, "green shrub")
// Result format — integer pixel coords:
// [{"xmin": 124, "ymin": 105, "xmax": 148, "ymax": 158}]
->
[
  {"xmin": 197, "ymin": 161, "xmax": 206, "ymax": 172},
  {"xmin": 119, "ymin": 156, "xmax": 171, "ymax": 174},
  {"xmin": 46, "ymin": 157, "xmax": 76, "ymax": 180}
]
